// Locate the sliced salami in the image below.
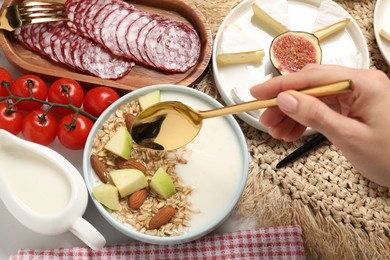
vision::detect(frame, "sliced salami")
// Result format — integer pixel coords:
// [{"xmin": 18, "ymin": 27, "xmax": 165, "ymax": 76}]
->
[
  {"xmin": 39, "ymin": 22, "xmax": 62, "ymax": 62},
  {"xmin": 66, "ymin": 0, "xmax": 98, "ymax": 35},
  {"xmin": 30, "ymin": 23, "xmax": 45, "ymax": 53},
  {"xmin": 144, "ymin": 20, "xmax": 201, "ymax": 72},
  {"xmin": 13, "ymin": 28, "xmax": 23, "ymax": 43},
  {"xmin": 125, "ymin": 14, "xmax": 151, "ymax": 63},
  {"xmin": 116, "ymin": 11, "xmax": 144, "ymax": 60},
  {"xmin": 79, "ymin": 40, "xmax": 134, "ymax": 79},
  {"xmin": 99, "ymin": 8, "xmax": 131, "ymax": 56},
  {"xmin": 91, "ymin": 2, "xmax": 122, "ymax": 43},
  {"xmin": 50, "ymin": 26, "xmax": 71, "ymax": 64},
  {"xmin": 70, "ymin": 40, "xmax": 86, "ymax": 71},
  {"xmin": 65, "ymin": 0, "xmax": 137, "ymax": 41},
  {"xmin": 65, "ymin": 0, "xmax": 201, "ymax": 72},
  {"xmin": 61, "ymin": 33, "xmax": 81, "ymax": 69},
  {"xmin": 82, "ymin": 0, "xmax": 111, "ymax": 39},
  {"xmin": 22, "ymin": 25, "xmax": 34, "ymax": 50},
  {"xmin": 14, "ymin": 22, "xmax": 134, "ymax": 79},
  {"xmin": 64, "ymin": 0, "xmax": 83, "ymax": 30},
  {"xmin": 137, "ymin": 15, "xmax": 166, "ymax": 67}
]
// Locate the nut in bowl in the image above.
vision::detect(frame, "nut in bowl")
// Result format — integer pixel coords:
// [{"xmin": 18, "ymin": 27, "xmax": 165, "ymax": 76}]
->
[{"xmin": 83, "ymin": 84, "xmax": 249, "ymax": 245}]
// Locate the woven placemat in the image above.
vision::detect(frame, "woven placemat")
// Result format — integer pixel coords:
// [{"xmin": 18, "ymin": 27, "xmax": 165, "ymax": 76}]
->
[{"xmin": 189, "ymin": 0, "xmax": 390, "ymax": 259}]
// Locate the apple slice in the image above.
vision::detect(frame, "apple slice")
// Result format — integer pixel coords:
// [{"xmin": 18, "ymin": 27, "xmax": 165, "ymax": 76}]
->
[
  {"xmin": 104, "ymin": 126, "xmax": 132, "ymax": 160},
  {"xmin": 109, "ymin": 169, "xmax": 148, "ymax": 198},
  {"xmin": 92, "ymin": 184, "xmax": 120, "ymax": 211},
  {"xmin": 150, "ymin": 167, "xmax": 176, "ymax": 199},
  {"xmin": 138, "ymin": 90, "xmax": 161, "ymax": 110}
]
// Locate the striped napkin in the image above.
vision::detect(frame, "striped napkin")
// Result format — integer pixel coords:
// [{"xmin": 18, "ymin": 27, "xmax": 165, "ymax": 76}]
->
[{"xmin": 10, "ymin": 225, "xmax": 305, "ymax": 260}]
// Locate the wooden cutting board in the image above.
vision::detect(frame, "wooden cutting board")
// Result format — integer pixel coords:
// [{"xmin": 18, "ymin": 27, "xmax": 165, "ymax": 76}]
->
[{"xmin": 0, "ymin": 0, "xmax": 213, "ymax": 92}]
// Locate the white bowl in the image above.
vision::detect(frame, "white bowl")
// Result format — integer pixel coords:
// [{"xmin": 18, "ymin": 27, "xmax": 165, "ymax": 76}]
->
[{"xmin": 83, "ymin": 84, "xmax": 249, "ymax": 245}]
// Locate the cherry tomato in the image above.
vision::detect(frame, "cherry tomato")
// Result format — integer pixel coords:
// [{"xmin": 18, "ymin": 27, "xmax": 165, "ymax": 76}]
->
[
  {"xmin": 83, "ymin": 86, "xmax": 120, "ymax": 117},
  {"xmin": 11, "ymin": 75, "xmax": 48, "ymax": 111},
  {"xmin": 48, "ymin": 78, "xmax": 84, "ymax": 115},
  {"xmin": 0, "ymin": 103, "xmax": 23, "ymax": 135},
  {"xmin": 57, "ymin": 113, "xmax": 94, "ymax": 150},
  {"xmin": 22, "ymin": 109, "xmax": 58, "ymax": 145},
  {"xmin": 0, "ymin": 67, "xmax": 13, "ymax": 97}
]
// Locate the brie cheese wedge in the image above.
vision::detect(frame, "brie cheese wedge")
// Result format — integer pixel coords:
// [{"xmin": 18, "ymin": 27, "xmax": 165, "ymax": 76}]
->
[
  {"xmin": 312, "ymin": 0, "xmax": 350, "ymax": 41},
  {"xmin": 252, "ymin": 0, "xmax": 290, "ymax": 35},
  {"xmin": 380, "ymin": 27, "xmax": 390, "ymax": 42},
  {"xmin": 217, "ymin": 24, "xmax": 265, "ymax": 65},
  {"xmin": 231, "ymin": 74, "xmax": 273, "ymax": 118},
  {"xmin": 323, "ymin": 52, "xmax": 362, "ymax": 68}
]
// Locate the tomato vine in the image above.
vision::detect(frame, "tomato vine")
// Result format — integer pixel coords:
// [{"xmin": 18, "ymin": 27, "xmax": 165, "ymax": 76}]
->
[{"xmin": 0, "ymin": 83, "xmax": 98, "ymax": 122}]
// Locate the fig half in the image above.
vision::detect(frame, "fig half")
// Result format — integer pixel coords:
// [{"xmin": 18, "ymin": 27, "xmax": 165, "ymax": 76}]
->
[{"xmin": 270, "ymin": 31, "xmax": 322, "ymax": 75}]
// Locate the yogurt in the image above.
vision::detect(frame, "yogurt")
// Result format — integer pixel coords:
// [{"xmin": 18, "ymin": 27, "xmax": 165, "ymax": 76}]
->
[{"xmin": 161, "ymin": 92, "xmax": 246, "ymax": 230}]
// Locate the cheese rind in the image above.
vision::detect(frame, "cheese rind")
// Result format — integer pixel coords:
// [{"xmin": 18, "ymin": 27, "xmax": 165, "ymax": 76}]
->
[
  {"xmin": 252, "ymin": 0, "xmax": 290, "ymax": 35},
  {"xmin": 217, "ymin": 50, "xmax": 265, "ymax": 64},
  {"xmin": 312, "ymin": 0, "xmax": 348, "ymax": 32},
  {"xmin": 313, "ymin": 19, "xmax": 350, "ymax": 41},
  {"xmin": 231, "ymin": 74, "xmax": 273, "ymax": 118},
  {"xmin": 217, "ymin": 24, "xmax": 264, "ymax": 64},
  {"xmin": 312, "ymin": 0, "xmax": 350, "ymax": 41},
  {"xmin": 380, "ymin": 27, "xmax": 390, "ymax": 42}
]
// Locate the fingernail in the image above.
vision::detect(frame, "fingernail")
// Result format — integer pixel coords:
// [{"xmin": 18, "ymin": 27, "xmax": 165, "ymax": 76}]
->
[{"xmin": 277, "ymin": 92, "xmax": 298, "ymax": 113}]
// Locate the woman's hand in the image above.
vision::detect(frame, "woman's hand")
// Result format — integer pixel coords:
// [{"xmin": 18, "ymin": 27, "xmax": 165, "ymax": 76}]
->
[{"xmin": 250, "ymin": 64, "xmax": 390, "ymax": 187}]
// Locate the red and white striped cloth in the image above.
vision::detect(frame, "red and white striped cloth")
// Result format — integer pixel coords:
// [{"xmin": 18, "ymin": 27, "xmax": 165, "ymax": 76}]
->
[{"xmin": 10, "ymin": 225, "xmax": 305, "ymax": 260}]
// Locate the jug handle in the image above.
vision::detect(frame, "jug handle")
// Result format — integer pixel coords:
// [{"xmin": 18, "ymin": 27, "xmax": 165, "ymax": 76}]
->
[{"xmin": 70, "ymin": 217, "xmax": 106, "ymax": 251}]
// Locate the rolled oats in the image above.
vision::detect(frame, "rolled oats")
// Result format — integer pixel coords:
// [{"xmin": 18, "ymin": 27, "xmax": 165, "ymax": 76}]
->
[{"xmin": 92, "ymin": 100, "xmax": 195, "ymax": 236}]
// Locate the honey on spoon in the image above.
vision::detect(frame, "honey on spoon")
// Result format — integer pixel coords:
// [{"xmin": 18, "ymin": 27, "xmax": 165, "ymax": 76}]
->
[{"xmin": 131, "ymin": 80, "xmax": 352, "ymax": 151}]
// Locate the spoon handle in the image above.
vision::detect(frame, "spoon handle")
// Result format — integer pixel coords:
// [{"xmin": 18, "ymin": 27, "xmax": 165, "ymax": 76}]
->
[{"xmin": 200, "ymin": 80, "xmax": 352, "ymax": 119}]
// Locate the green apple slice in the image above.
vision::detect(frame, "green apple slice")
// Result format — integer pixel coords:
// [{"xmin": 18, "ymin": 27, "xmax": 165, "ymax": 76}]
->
[
  {"xmin": 138, "ymin": 90, "xmax": 161, "ymax": 110},
  {"xmin": 104, "ymin": 126, "xmax": 132, "ymax": 160},
  {"xmin": 92, "ymin": 184, "xmax": 120, "ymax": 211},
  {"xmin": 150, "ymin": 167, "xmax": 176, "ymax": 199},
  {"xmin": 109, "ymin": 169, "xmax": 148, "ymax": 198}
]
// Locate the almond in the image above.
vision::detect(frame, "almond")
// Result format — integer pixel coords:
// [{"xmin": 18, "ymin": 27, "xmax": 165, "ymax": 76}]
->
[
  {"xmin": 148, "ymin": 205, "xmax": 176, "ymax": 230},
  {"xmin": 115, "ymin": 157, "xmax": 147, "ymax": 174},
  {"xmin": 128, "ymin": 188, "xmax": 148, "ymax": 210},
  {"xmin": 124, "ymin": 113, "xmax": 137, "ymax": 132},
  {"xmin": 90, "ymin": 154, "xmax": 108, "ymax": 183}
]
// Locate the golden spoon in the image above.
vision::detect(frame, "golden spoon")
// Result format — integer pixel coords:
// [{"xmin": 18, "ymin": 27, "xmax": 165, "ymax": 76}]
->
[{"xmin": 131, "ymin": 80, "xmax": 352, "ymax": 151}]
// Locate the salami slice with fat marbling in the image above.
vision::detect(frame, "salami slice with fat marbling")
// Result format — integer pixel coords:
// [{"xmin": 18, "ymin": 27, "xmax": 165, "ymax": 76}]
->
[
  {"xmin": 144, "ymin": 20, "xmax": 201, "ymax": 72},
  {"xmin": 115, "ymin": 11, "xmax": 144, "ymax": 60},
  {"xmin": 13, "ymin": 22, "xmax": 134, "ymax": 79},
  {"xmin": 64, "ymin": 0, "xmax": 201, "ymax": 73}
]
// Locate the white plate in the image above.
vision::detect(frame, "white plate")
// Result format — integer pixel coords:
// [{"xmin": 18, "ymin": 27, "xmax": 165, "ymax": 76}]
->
[
  {"xmin": 212, "ymin": 0, "xmax": 369, "ymax": 134},
  {"xmin": 374, "ymin": 0, "xmax": 390, "ymax": 66}
]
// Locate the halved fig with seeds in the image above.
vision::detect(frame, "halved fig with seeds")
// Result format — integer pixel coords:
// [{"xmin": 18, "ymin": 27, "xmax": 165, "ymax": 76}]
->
[{"xmin": 270, "ymin": 31, "xmax": 322, "ymax": 75}]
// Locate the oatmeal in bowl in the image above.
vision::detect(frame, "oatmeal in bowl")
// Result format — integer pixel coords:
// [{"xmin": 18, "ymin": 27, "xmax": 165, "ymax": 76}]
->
[{"xmin": 83, "ymin": 84, "xmax": 249, "ymax": 245}]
